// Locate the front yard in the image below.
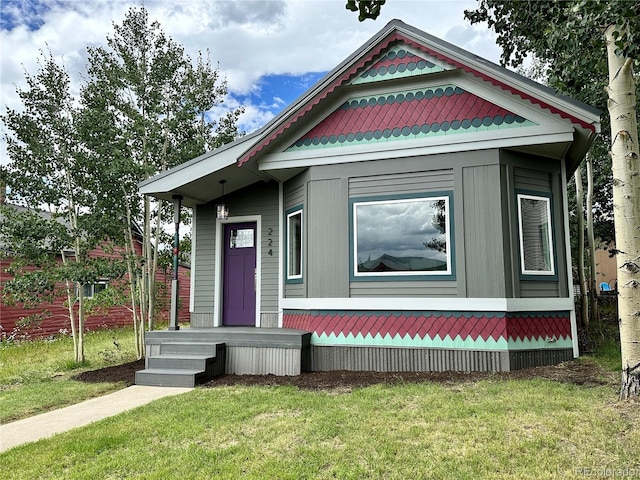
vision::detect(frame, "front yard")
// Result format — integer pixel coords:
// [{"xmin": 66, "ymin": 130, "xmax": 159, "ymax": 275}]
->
[{"xmin": 1, "ymin": 327, "xmax": 638, "ymax": 479}]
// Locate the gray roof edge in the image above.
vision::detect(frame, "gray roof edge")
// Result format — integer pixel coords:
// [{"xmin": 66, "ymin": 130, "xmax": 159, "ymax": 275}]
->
[
  {"xmin": 233, "ymin": 18, "xmax": 599, "ymax": 163},
  {"xmin": 392, "ymin": 19, "xmax": 601, "ymax": 121},
  {"xmin": 142, "ymin": 18, "xmax": 601, "ymax": 189},
  {"xmin": 233, "ymin": 20, "xmax": 403, "ymax": 160},
  {"xmin": 138, "ymin": 129, "xmax": 263, "ymax": 189}
]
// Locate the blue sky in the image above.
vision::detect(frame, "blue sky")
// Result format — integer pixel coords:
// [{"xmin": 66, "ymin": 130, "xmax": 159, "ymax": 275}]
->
[{"xmin": 0, "ymin": 0, "xmax": 502, "ymax": 163}]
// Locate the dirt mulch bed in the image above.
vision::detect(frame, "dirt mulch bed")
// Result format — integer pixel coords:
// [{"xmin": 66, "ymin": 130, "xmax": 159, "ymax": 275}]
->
[
  {"xmin": 73, "ymin": 358, "xmax": 618, "ymax": 392},
  {"xmin": 72, "ymin": 359, "xmax": 145, "ymax": 385}
]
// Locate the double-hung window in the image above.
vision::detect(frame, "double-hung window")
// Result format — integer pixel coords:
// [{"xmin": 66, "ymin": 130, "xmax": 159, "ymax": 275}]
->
[
  {"xmin": 517, "ymin": 193, "xmax": 555, "ymax": 276},
  {"xmin": 81, "ymin": 280, "xmax": 109, "ymax": 298}
]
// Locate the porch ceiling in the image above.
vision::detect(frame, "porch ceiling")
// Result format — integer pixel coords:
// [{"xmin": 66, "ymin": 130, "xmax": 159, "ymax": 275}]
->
[
  {"xmin": 139, "ymin": 132, "xmax": 306, "ymax": 207},
  {"xmin": 139, "ymin": 134, "xmax": 263, "ymax": 207}
]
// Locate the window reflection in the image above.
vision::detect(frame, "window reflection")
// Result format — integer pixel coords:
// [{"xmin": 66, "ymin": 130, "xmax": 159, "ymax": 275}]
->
[
  {"xmin": 287, "ymin": 210, "xmax": 302, "ymax": 279},
  {"xmin": 517, "ymin": 194, "xmax": 554, "ymax": 275},
  {"xmin": 354, "ymin": 196, "xmax": 451, "ymax": 276}
]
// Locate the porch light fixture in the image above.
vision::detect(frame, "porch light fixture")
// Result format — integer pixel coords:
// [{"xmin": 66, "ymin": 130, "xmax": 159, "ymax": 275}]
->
[{"xmin": 216, "ymin": 179, "xmax": 229, "ymax": 220}]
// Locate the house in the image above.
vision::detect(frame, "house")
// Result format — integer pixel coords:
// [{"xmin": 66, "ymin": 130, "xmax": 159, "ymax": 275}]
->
[
  {"xmin": 136, "ymin": 20, "xmax": 600, "ymax": 386},
  {"xmin": 0, "ymin": 202, "xmax": 191, "ymax": 340},
  {"xmin": 595, "ymin": 246, "xmax": 617, "ymax": 293}
]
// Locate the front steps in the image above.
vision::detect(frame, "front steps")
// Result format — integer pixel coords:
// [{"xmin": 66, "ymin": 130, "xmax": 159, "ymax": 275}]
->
[
  {"xmin": 135, "ymin": 341, "xmax": 226, "ymax": 387},
  {"xmin": 139, "ymin": 328, "xmax": 312, "ymax": 378}
]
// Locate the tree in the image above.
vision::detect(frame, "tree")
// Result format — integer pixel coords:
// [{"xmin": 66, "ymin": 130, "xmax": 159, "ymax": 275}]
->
[
  {"xmin": 463, "ymin": 0, "xmax": 640, "ymax": 399},
  {"xmin": 347, "ymin": 0, "xmax": 640, "ymax": 398},
  {"xmin": 346, "ymin": 0, "xmax": 386, "ymax": 21},
  {"xmin": 1, "ymin": 51, "xmax": 125, "ymax": 362},
  {"xmin": 79, "ymin": 7, "xmax": 243, "ymax": 357},
  {"xmin": 585, "ymin": 153, "xmax": 600, "ymax": 328},
  {"xmin": 574, "ymin": 165, "xmax": 588, "ymax": 328}
]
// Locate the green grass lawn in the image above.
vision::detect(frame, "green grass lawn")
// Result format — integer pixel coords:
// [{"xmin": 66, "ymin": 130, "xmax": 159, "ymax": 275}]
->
[
  {"xmin": 0, "ymin": 327, "xmax": 139, "ymax": 423},
  {"xmin": 2, "ymin": 376, "xmax": 639, "ymax": 479},
  {"xmin": 1, "ymin": 329, "xmax": 638, "ymax": 479}
]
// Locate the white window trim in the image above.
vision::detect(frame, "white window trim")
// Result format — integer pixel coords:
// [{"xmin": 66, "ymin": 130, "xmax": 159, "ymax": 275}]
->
[
  {"xmin": 517, "ymin": 193, "xmax": 555, "ymax": 276},
  {"xmin": 81, "ymin": 280, "xmax": 109, "ymax": 299},
  {"xmin": 353, "ymin": 195, "xmax": 452, "ymax": 277},
  {"xmin": 286, "ymin": 209, "xmax": 303, "ymax": 280}
]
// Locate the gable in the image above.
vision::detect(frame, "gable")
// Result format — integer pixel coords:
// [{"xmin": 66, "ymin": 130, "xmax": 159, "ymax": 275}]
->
[
  {"xmin": 286, "ymin": 83, "xmax": 535, "ymax": 153},
  {"xmin": 349, "ymin": 44, "xmax": 449, "ymax": 85},
  {"xmin": 243, "ymin": 29, "xmax": 597, "ymax": 173},
  {"xmin": 139, "ymin": 20, "xmax": 599, "ymax": 206}
]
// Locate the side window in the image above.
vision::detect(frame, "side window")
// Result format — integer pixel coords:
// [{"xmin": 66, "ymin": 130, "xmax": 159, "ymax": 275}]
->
[
  {"xmin": 81, "ymin": 280, "xmax": 109, "ymax": 298},
  {"xmin": 286, "ymin": 208, "xmax": 303, "ymax": 282},
  {"xmin": 517, "ymin": 193, "xmax": 555, "ymax": 275}
]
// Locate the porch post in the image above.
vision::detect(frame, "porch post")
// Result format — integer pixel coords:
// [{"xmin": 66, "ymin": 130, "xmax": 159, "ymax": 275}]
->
[{"xmin": 169, "ymin": 194, "xmax": 183, "ymax": 331}]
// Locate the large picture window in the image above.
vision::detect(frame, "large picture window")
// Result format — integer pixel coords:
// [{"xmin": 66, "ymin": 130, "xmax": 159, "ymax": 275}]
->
[
  {"xmin": 287, "ymin": 209, "xmax": 302, "ymax": 281},
  {"xmin": 517, "ymin": 193, "xmax": 555, "ymax": 275},
  {"xmin": 353, "ymin": 195, "xmax": 452, "ymax": 277}
]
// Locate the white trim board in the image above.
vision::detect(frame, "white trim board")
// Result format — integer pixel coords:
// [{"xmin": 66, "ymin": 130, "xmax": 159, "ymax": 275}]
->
[{"xmin": 280, "ymin": 297, "xmax": 574, "ymax": 312}]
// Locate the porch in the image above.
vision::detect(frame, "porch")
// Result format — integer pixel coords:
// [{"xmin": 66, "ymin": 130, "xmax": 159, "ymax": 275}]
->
[{"xmin": 135, "ymin": 327, "xmax": 312, "ymax": 387}]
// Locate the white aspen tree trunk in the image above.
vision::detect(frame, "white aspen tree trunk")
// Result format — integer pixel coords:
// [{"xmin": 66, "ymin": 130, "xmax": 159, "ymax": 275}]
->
[
  {"xmin": 605, "ymin": 26, "xmax": 640, "ymax": 399},
  {"xmin": 123, "ymin": 195, "xmax": 145, "ymax": 358},
  {"xmin": 125, "ymin": 226, "xmax": 144, "ymax": 359},
  {"xmin": 586, "ymin": 154, "xmax": 599, "ymax": 327},
  {"xmin": 73, "ymin": 237, "xmax": 85, "ymax": 363},
  {"xmin": 77, "ymin": 283, "xmax": 85, "ymax": 363},
  {"xmin": 61, "ymin": 252, "xmax": 79, "ymax": 362},
  {"xmin": 575, "ymin": 166, "xmax": 589, "ymax": 328}
]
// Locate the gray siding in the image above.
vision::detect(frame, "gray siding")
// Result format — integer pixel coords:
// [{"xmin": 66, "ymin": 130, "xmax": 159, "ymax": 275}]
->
[
  {"xmin": 311, "ymin": 346, "xmax": 509, "ymax": 372},
  {"xmin": 193, "ymin": 203, "xmax": 216, "ymax": 316},
  {"xmin": 349, "ymin": 169, "xmax": 454, "ymax": 197},
  {"xmin": 308, "ymin": 178, "xmax": 349, "ymax": 297},
  {"xmin": 284, "ymin": 180, "xmax": 305, "ymax": 209},
  {"xmin": 226, "ymin": 347, "xmax": 304, "ymax": 375},
  {"xmin": 284, "ymin": 173, "xmax": 307, "ymax": 298},
  {"xmin": 191, "ymin": 181, "xmax": 280, "ymax": 323},
  {"xmin": 310, "ymin": 345, "xmax": 573, "ymax": 372},
  {"xmin": 514, "ymin": 167, "xmax": 553, "ymax": 191},
  {"xmin": 462, "ymin": 165, "xmax": 507, "ymax": 298},
  {"xmin": 278, "ymin": 149, "xmax": 568, "ymax": 303}
]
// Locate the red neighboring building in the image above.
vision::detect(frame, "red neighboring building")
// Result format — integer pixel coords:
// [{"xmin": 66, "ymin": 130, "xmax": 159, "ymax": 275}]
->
[{"xmin": 0, "ymin": 208, "xmax": 190, "ymax": 340}]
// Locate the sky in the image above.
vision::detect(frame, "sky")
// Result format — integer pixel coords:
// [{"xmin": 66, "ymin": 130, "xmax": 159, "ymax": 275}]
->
[{"xmin": 0, "ymin": 0, "xmax": 504, "ymax": 165}]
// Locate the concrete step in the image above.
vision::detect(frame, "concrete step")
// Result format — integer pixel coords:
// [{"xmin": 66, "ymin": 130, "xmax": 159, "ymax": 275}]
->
[{"xmin": 135, "ymin": 368, "xmax": 207, "ymax": 388}]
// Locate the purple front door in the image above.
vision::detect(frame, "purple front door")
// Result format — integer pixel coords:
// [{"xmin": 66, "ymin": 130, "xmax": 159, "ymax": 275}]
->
[{"xmin": 222, "ymin": 222, "xmax": 257, "ymax": 326}]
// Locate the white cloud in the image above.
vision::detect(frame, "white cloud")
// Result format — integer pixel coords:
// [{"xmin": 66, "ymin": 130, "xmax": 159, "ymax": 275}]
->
[{"xmin": 1, "ymin": 0, "xmax": 501, "ymax": 165}]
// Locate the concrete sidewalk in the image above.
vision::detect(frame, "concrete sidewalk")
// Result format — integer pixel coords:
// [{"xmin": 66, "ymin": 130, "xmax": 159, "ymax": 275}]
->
[{"xmin": 0, "ymin": 385, "xmax": 192, "ymax": 452}]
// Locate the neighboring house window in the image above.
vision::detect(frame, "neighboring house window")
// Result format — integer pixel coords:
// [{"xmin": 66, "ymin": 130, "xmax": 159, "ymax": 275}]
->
[
  {"xmin": 81, "ymin": 280, "xmax": 109, "ymax": 298},
  {"xmin": 287, "ymin": 208, "xmax": 303, "ymax": 281},
  {"xmin": 517, "ymin": 193, "xmax": 555, "ymax": 275},
  {"xmin": 352, "ymin": 194, "xmax": 452, "ymax": 278}
]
